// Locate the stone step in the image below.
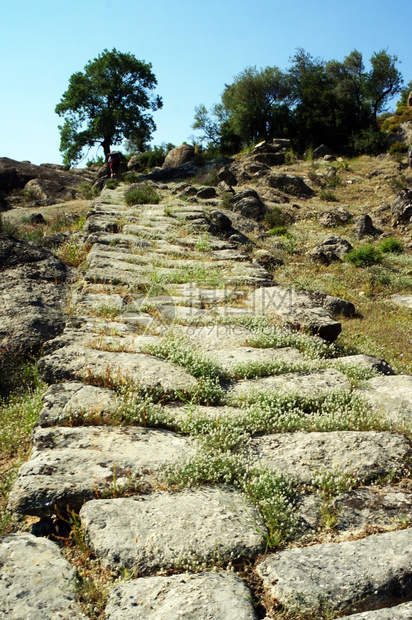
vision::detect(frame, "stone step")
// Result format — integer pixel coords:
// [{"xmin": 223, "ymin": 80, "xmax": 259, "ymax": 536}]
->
[
  {"xmin": 249, "ymin": 431, "xmax": 410, "ymax": 484},
  {"xmin": 79, "ymin": 487, "xmax": 266, "ymax": 573},
  {"xmin": 8, "ymin": 426, "xmax": 192, "ymax": 516},
  {"xmin": 105, "ymin": 572, "xmax": 258, "ymax": 619},
  {"xmin": 0, "ymin": 533, "xmax": 86, "ymax": 619},
  {"xmin": 256, "ymin": 527, "xmax": 412, "ymax": 614},
  {"xmin": 248, "ymin": 285, "xmax": 343, "ymax": 341},
  {"xmin": 359, "ymin": 375, "xmax": 412, "ymax": 424},
  {"xmin": 37, "ymin": 344, "xmax": 198, "ymax": 396},
  {"xmin": 38, "ymin": 381, "xmax": 118, "ymax": 427},
  {"xmin": 339, "ymin": 602, "xmax": 412, "ymax": 619}
]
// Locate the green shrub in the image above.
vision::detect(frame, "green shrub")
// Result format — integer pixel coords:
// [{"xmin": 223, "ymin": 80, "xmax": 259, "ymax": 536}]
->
[
  {"xmin": 319, "ymin": 189, "xmax": 338, "ymax": 202},
  {"xmin": 380, "ymin": 107, "xmax": 412, "ymax": 133},
  {"xmin": 388, "ymin": 141, "xmax": 408, "ymax": 156},
  {"xmin": 220, "ymin": 192, "xmax": 232, "ymax": 210},
  {"xmin": 264, "ymin": 206, "xmax": 289, "ymax": 228},
  {"xmin": 125, "ymin": 184, "xmax": 161, "ymax": 206},
  {"xmin": 267, "ymin": 226, "xmax": 290, "ymax": 237},
  {"xmin": 379, "ymin": 237, "xmax": 404, "ymax": 254},
  {"xmin": 123, "ymin": 172, "xmax": 140, "ymax": 184},
  {"xmin": 105, "ymin": 179, "xmax": 119, "ymax": 190},
  {"xmin": 349, "ymin": 128, "xmax": 389, "ymax": 156},
  {"xmin": 346, "ymin": 244, "xmax": 383, "ymax": 267}
]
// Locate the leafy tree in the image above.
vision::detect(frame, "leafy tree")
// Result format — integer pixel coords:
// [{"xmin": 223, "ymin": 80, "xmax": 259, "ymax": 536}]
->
[
  {"xmin": 192, "ymin": 104, "xmax": 221, "ymax": 147},
  {"xmin": 397, "ymin": 79, "xmax": 412, "ymax": 109},
  {"xmin": 55, "ymin": 48, "xmax": 162, "ymax": 166},
  {"xmin": 220, "ymin": 66, "xmax": 291, "ymax": 145},
  {"xmin": 287, "ymin": 49, "xmax": 338, "ymax": 150},
  {"xmin": 366, "ymin": 50, "xmax": 403, "ymax": 120}
]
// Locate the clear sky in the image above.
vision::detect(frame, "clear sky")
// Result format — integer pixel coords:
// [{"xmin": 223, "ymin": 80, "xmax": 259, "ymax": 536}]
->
[{"xmin": 2, "ymin": 0, "xmax": 411, "ymax": 166}]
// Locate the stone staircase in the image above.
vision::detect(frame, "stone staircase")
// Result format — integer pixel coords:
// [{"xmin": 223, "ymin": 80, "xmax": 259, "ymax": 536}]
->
[{"xmin": 2, "ymin": 182, "xmax": 412, "ymax": 619}]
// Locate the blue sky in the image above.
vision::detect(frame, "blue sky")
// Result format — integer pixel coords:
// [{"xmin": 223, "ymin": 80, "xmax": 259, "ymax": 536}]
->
[{"xmin": 1, "ymin": 0, "xmax": 411, "ymax": 165}]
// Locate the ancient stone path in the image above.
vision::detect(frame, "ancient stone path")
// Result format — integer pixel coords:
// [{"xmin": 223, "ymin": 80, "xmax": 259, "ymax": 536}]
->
[{"xmin": 2, "ymin": 182, "xmax": 412, "ymax": 619}]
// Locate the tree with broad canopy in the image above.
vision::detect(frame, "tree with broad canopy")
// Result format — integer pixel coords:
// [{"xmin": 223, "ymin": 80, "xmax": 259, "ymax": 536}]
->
[{"xmin": 55, "ymin": 48, "xmax": 162, "ymax": 166}]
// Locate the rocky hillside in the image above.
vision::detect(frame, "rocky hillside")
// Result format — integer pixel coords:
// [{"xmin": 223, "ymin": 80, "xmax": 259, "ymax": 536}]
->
[{"xmin": 0, "ymin": 145, "xmax": 412, "ymax": 619}]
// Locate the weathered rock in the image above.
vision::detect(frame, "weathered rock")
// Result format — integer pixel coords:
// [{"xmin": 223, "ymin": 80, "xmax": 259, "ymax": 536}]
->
[
  {"xmin": 359, "ymin": 375, "xmax": 412, "ymax": 424},
  {"xmin": 207, "ymin": 209, "xmax": 233, "ymax": 234},
  {"xmin": 331, "ymin": 484, "xmax": 412, "ymax": 533},
  {"xmin": 339, "ymin": 601, "xmax": 412, "ymax": 619},
  {"xmin": 267, "ymin": 174, "xmax": 314, "ymax": 198},
  {"xmin": 335, "ymin": 354, "xmax": 393, "ymax": 375},
  {"xmin": 105, "ymin": 573, "xmax": 257, "ymax": 620},
  {"xmin": 392, "ymin": 189, "xmax": 412, "ymax": 227},
  {"xmin": 197, "ymin": 186, "xmax": 217, "ymax": 199},
  {"xmin": 353, "ymin": 214, "xmax": 382, "ymax": 239},
  {"xmin": 390, "ymin": 294, "xmax": 412, "ymax": 309},
  {"xmin": 0, "ymin": 533, "xmax": 86, "ymax": 618},
  {"xmin": 251, "ymin": 152, "xmax": 285, "ymax": 166},
  {"xmin": 308, "ymin": 235, "xmax": 353, "ymax": 264},
  {"xmin": 254, "ymin": 249, "xmax": 284, "ymax": 268},
  {"xmin": 24, "ymin": 178, "xmax": 71, "ymax": 203},
  {"xmin": 212, "ymin": 345, "xmax": 306, "ymax": 375},
  {"xmin": 0, "ymin": 235, "xmax": 70, "ymax": 365},
  {"xmin": 310, "ymin": 290, "xmax": 355, "ymax": 317},
  {"xmin": 0, "ymin": 156, "xmax": 88, "ymax": 195},
  {"xmin": 249, "ymin": 431, "xmax": 410, "ymax": 484},
  {"xmin": 248, "ymin": 286, "xmax": 342, "ymax": 341},
  {"xmin": 7, "ymin": 426, "xmax": 192, "ymax": 516},
  {"xmin": 38, "ymin": 381, "xmax": 118, "ymax": 427},
  {"xmin": 218, "ymin": 167, "xmax": 237, "ymax": 186},
  {"xmin": 180, "ymin": 185, "xmax": 197, "ymax": 197},
  {"xmin": 319, "ymin": 207, "xmax": 352, "ymax": 227},
  {"xmin": 80, "ymin": 487, "xmax": 266, "ymax": 571},
  {"xmin": 256, "ymin": 528, "xmax": 412, "ymax": 613},
  {"xmin": 229, "ymin": 369, "xmax": 350, "ymax": 401},
  {"xmin": 313, "ymin": 144, "xmax": 334, "ymax": 159},
  {"xmin": 231, "ymin": 189, "xmax": 265, "ymax": 220},
  {"xmin": 37, "ymin": 343, "xmax": 198, "ymax": 396},
  {"xmin": 163, "ymin": 144, "xmax": 195, "ymax": 168}
]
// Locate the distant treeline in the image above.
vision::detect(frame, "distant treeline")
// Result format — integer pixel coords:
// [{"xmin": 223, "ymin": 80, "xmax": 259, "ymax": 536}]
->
[{"xmin": 190, "ymin": 49, "xmax": 412, "ymax": 156}]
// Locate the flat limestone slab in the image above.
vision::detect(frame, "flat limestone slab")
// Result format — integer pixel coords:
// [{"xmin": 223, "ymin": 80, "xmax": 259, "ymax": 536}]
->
[
  {"xmin": 38, "ymin": 344, "xmax": 198, "ymax": 397},
  {"xmin": 339, "ymin": 601, "xmax": 412, "ymax": 619},
  {"xmin": 80, "ymin": 487, "xmax": 266, "ymax": 572},
  {"xmin": 211, "ymin": 346, "xmax": 306, "ymax": 374},
  {"xmin": 249, "ymin": 431, "xmax": 410, "ymax": 484},
  {"xmin": 248, "ymin": 286, "xmax": 341, "ymax": 341},
  {"xmin": 105, "ymin": 572, "xmax": 258, "ymax": 620},
  {"xmin": 390, "ymin": 294, "xmax": 412, "ymax": 309},
  {"xmin": 0, "ymin": 533, "xmax": 86, "ymax": 619},
  {"xmin": 359, "ymin": 375, "xmax": 412, "ymax": 424},
  {"xmin": 177, "ymin": 324, "xmax": 255, "ymax": 352},
  {"xmin": 256, "ymin": 528, "xmax": 412, "ymax": 613},
  {"xmin": 229, "ymin": 368, "xmax": 350, "ymax": 401},
  {"xmin": 8, "ymin": 426, "xmax": 192, "ymax": 516},
  {"xmin": 38, "ymin": 381, "xmax": 118, "ymax": 427}
]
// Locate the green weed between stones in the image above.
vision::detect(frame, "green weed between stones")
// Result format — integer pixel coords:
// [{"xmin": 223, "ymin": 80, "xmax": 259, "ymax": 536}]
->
[
  {"xmin": 227, "ymin": 315, "xmax": 336, "ymax": 359},
  {"xmin": 165, "ymin": 452, "xmax": 298, "ymax": 550},
  {"xmin": 125, "ymin": 184, "xmax": 161, "ymax": 206},
  {"xmin": 228, "ymin": 389, "xmax": 382, "ymax": 434},
  {"xmin": 0, "ymin": 363, "xmax": 45, "ymax": 535}
]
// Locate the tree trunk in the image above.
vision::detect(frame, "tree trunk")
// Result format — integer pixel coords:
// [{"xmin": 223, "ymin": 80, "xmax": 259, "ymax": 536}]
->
[{"xmin": 102, "ymin": 138, "xmax": 112, "ymax": 160}]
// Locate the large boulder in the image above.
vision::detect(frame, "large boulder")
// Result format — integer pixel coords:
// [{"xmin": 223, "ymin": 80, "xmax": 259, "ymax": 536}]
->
[
  {"xmin": 308, "ymin": 235, "xmax": 353, "ymax": 264},
  {"xmin": 0, "ymin": 235, "xmax": 71, "ymax": 382},
  {"xmin": 0, "ymin": 157, "xmax": 89, "ymax": 200},
  {"xmin": 353, "ymin": 214, "xmax": 382, "ymax": 239},
  {"xmin": 392, "ymin": 190, "xmax": 412, "ymax": 227},
  {"xmin": 163, "ymin": 144, "xmax": 195, "ymax": 168},
  {"xmin": 267, "ymin": 173, "xmax": 314, "ymax": 198},
  {"xmin": 230, "ymin": 189, "xmax": 266, "ymax": 220},
  {"xmin": 319, "ymin": 207, "xmax": 352, "ymax": 228}
]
